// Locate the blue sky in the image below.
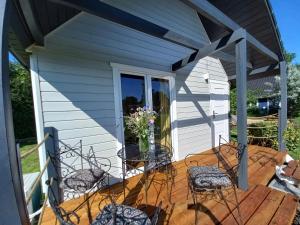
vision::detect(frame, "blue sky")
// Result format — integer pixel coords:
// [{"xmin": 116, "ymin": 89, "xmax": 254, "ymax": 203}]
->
[{"xmin": 270, "ymin": 0, "xmax": 300, "ymax": 64}]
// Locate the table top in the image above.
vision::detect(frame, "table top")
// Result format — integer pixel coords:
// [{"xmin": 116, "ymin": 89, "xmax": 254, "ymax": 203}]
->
[
  {"xmin": 282, "ymin": 160, "xmax": 300, "ymax": 181},
  {"xmin": 117, "ymin": 144, "xmax": 171, "ymax": 163}
]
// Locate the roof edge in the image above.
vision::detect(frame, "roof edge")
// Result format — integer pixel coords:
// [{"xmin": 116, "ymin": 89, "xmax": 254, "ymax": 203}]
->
[{"xmin": 265, "ymin": 0, "xmax": 285, "ymax": 61}]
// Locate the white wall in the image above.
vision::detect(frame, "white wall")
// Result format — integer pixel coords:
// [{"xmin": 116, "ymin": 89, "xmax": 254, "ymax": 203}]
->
[{"xmin": 31, "ymin": 0, "xmax": 229, "ymax": 178}]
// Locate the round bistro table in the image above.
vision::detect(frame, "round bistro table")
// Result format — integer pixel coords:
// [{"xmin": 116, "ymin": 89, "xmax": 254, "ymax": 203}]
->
[{"xmin": 117, "ymin": 144, "xmax": 173, "ymax": 204}]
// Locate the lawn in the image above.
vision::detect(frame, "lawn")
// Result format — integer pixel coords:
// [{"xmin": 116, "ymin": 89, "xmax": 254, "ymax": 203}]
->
[
  {"xmin": 294, "ymin": 116, "xmax": 300, "ymax": 126},
  {"xmin": 289, "ymin": 116, "xmax": 300, "ymax": 159},
  {"xmin": 20, "ymin": 142, "xmax": 40, "ymax": 174}
]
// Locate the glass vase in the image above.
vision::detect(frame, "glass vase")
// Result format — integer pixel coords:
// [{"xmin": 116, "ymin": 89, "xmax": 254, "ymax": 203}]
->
[{"xmin": 138, "ymin": 137, "xmax": 148, "ymax": 155}]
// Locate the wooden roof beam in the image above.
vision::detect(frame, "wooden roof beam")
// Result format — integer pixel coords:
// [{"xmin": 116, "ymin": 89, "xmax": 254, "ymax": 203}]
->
[
  {"xmin": 228, "ymin": 63, "xmax": 279, "ymax": 81},
  {"xmin": 50, "ymin": 0, "xmax": 253, "ymax": 69},
  {"xmin": 172, "ymin": 28, "xmax": 246, "ymax": 71},
  {"xmin": 18, "ymin": 0, "xmax": 44, "ymax": 46},
  {"xmin": 213, "ymin": 51, "xmax": 253, "ymax": 69},
  {"xmin": 181, "ymin": 0, "xmax": 279, "ymax": 61},
  {"xmin": 50, "ymin": 0, "xmax": 203, "ymax": 50}
]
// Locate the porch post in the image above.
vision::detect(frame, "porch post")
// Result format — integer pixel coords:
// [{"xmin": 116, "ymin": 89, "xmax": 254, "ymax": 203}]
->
[
  {"xmin": 0, "ymin": 0, "xmax": 30, "ymax": 224},
  {"xmin": 236, "ymin": 37, "xmax": 248, "ymax": 190},
  {"xmin": 278, "ymin": 61, "xmax": 287, "ymax": 151}
]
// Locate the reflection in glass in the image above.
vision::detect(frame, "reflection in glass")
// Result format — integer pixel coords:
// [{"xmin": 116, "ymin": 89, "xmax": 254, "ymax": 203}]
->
[
  {"xmin": 121, "ymin": 74, "xmax": 146, "ymax": 146},
  {"xmin": 152, "ymin": 78, "xmax": 171, "ymax": 149}
]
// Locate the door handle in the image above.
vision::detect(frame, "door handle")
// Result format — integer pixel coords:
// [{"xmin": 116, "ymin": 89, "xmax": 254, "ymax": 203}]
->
[{"xmin": 213, "ymin": 110, "xmax": 218, "ymax": 118}]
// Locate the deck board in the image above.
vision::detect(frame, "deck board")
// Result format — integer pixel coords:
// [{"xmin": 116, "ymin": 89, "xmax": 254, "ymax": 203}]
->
[{"xmin": 40, "ymin": 145, "xmax": 297, "ymax": 225}]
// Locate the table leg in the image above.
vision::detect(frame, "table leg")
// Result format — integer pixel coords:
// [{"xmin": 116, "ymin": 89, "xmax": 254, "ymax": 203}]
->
[{"xmin": 144, "ymin": 169, "xmax": 149, "ymax": 205}]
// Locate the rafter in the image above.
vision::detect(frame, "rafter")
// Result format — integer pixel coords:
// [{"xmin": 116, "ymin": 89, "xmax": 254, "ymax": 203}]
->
[
  {"xmin": 228, "ymin": 63, "xmax": 279, "ymax": 81},
  {"xmin": 181, "ymin": 0, "xmax": 279, "ymax": 61},
  {"xmin": 50, "ymin": 0, "xmax": 253, "ymax": 69},
  {"xmin": 172, "ymin": 28, "xmax": 246, "ymax": 71},
  {"xmin": 18, "ymin": 0, "xmax": 44, "ymax": 45}
]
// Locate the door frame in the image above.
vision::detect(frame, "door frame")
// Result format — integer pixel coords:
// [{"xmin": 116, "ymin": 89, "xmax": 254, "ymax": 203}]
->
[
  {"xmin": 111, "ymin": 63, "xmax": 179, "ymax": 173},
  {"xmin": 209, "ymin": 79, "xmax": 230, "ymax": 148}
]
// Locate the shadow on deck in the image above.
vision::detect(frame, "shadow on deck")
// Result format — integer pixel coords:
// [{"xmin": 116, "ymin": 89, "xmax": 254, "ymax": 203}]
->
[{"xmin": 40, "ymin": 145, "xmax": 298, "ymax": 225}]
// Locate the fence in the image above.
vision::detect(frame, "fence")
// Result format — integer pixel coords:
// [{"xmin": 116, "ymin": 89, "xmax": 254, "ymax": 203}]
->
[{"xmin": 230, "ymin": 114, "xmax": 279, "ymax": 148}]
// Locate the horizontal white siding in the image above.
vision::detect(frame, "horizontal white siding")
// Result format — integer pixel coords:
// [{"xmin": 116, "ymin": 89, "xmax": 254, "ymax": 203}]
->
[
  {"xmin": 176, "ymin": 59, "xmax": 213, "ymax": 159},
  {"xmin": 34, "ymin": 51, "xmax": 120, "ymax": 176},
  {"xmin": 32, "ymin": 0, "xmax": 228, "ymax": 176}
]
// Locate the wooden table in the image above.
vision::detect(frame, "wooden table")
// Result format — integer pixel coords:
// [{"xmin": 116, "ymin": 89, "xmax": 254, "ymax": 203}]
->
[{"xmin": 282, "ymin": 160, "xmax": 300, "ymax": 184}]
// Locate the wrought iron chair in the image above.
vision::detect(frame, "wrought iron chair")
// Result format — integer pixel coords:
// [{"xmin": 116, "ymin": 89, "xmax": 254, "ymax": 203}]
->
[
  {"xmin": 46, "ymin": 178, "xmax": 80, "ymax": 225},
  {"xmin": 184, "ymin": 135, "xmax": 243, "ymax": 224},
  {"xmin": 46, "ymin": 177, "xmax": 163, "ymax": 225},
  {"xmin": 47, "ymin": 140, "xmax": 112, "ymax": 213}
]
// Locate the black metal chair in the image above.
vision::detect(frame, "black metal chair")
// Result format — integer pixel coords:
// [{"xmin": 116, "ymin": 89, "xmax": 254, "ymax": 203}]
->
[
  {"xmin": 184, "ymin": 135, "xmax": 243, "ymax": 224},
  {"xmin": 46, "ymin": 177, "xmax": 162, "ymax": 225},
  {"xmin": 47, "ymin": 140, "xmax": 112, "ymax": 213},
  {"xmin": 46, "ymin": 178, "xmax": 80, "ymax": 225}
]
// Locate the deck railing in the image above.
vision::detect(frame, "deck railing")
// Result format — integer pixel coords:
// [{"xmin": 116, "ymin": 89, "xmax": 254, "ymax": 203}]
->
[
  {"xmin": 230, "ymin": 113, "xmax": 279, "ymax": 147},
  {"xmin": 19, "ymin": 133, "xmax": 51, "ymax": 224}
]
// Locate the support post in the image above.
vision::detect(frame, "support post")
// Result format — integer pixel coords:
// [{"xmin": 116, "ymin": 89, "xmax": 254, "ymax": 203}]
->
[
  {"xmin": 278, "ymin": 61, "xmax": 287, "ymax": 151},
  {"xmin": 44, "ymin": 127, "xmax": 62, "ymax": 203},
  {"xmin": 236, "ymin": 38, "xmax": 248, "ymax": 190},
  {"xmin": 0, "ymin": 1, "xmax": 30, "ymax": 224}
]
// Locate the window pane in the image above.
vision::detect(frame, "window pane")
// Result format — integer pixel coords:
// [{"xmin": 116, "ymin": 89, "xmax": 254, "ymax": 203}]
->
[
  {"xmin": 121, "ymin": 74, "xmax": 146, "ymax": 146},
  {"xmin": 151, "ymin": 78, "xmax": 171, "ymax": 149}
]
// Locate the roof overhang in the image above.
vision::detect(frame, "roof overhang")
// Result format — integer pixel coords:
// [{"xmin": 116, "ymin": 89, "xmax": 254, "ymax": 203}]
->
[
  {"xmin": 196, "ymin": 0, "xmax": 284, "ymax": 81},
  {"xmin": 8, "ymin": 0, "xmax": 284, "ymax": 82}
]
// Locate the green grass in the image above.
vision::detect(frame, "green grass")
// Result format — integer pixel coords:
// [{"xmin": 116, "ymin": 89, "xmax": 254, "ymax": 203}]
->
[
  {"xmin": 294, "ymin": 116, "xmax": 300, "ymax": 127},
  {"xmin": 289, "ymin": 117, "xmax": 300, "ymax": 159},
  {"xmin": 20, "ymin": 142, "xmax": 40, "ymax": 174}
]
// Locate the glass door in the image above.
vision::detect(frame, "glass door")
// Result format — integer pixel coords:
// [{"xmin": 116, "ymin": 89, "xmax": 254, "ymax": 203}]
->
[
  {"xmin": 121, "ymin": 74, "xmax": 146, "ymax": 147},
  {"xmin": 120, "ymin": 74, "xmax": 172, "ymax": 153},
  {"xmin": 151, "ymin": 78, "xmax": 171, "ymax": 149}
]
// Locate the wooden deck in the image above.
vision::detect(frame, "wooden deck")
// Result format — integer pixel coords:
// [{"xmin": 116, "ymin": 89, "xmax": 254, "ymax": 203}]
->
[{"xmin": 41, "ymin": 145, "xmax": 298, "ymax": 225}]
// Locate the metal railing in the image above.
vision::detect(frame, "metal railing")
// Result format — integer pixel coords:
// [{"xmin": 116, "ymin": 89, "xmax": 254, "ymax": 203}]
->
[{"xmin": 19, "ymin": 133, "xmax": 51, "ymax": 224}]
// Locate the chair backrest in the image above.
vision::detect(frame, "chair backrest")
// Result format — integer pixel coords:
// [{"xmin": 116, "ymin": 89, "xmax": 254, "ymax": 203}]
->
[
  {"xmin": 47, "ymin": 140, "xmax": 112, "ymax": 180},
  {"xmin": 46, "ymin": 178, "xmax": 79, "ymax": 225},
  {"xmin": 47, "ymin": 140, "xmax": 84, "ymax": 180},
  {"xmin": 218, "ymin": 135, "xmax": 245, "ymax": 174}
]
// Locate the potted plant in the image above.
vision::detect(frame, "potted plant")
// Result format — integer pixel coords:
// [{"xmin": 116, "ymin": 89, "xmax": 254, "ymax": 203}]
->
[{"xmin": 125, "ymin": 107, "xmax": 157, "ymax": 154}]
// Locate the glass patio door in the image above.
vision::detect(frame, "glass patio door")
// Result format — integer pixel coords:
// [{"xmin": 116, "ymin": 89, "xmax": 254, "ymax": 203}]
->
[
  {"xmin": 120, "ymin": 74, "xmax": 172, "ymax": 149},
  {"xmin": 151, "ymin": 78, "xmax": 171, "ymax": 149}
]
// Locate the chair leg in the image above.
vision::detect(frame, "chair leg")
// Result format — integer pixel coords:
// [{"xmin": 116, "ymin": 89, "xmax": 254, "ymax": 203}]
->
[
  {"xmin": 232, "ymin": 185, "xmax": 243, "ymax": 225},
  {"xmin": 144, "ymin": 170, "xmax": 149, "ymax": 205},
  {"xmin": 84, "ymin": 193, "xmax": 92, "ymax": 224},
  {"xmin": 193, "ymin": 192, "xmax": 200, "ymax": 225},
  {"xmin": 166, "ymin": 165, "xmax": 173, "ymax": 203}
]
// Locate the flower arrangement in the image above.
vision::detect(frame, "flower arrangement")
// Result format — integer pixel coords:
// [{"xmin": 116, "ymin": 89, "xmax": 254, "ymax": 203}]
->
[{"xmin": 125, "ymin": 107, "xmax": 157, "ymax": 153}]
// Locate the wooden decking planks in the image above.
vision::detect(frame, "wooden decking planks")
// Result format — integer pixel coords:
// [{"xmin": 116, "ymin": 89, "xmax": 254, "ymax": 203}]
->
[
  {"xmin": 246, "ymin": 189, "xmax": 286, "ymax": 225},
  {"xmin": 40, "ymin": 145, "xmax": 297, "ymax": 225},
  {"xmin": 269, "ymin": 194, "xmax": 298, "ymax": 225},
  {"xmin": 221, "ymin": 185, "xmax": 271, "ymax": 225}
]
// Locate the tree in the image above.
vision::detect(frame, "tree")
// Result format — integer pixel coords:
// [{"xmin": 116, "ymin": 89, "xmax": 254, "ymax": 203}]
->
[
  {"xmin": 284, "ymin": 50, "xmax": 296, "ymax": 64},
  {"xmin": 9, "ymin": 62, "xmax": 36, "ymax": 139},
  {"xmin": 230, "ymin": 88, "xmax": 258, "ymax": 115},
  {"xmin": 282, "ymin": 51, "xmax": 300, "ymax": 117},
  {"xmin": 287, "ymin": 63, "xmax": 300, "ymax": 117}
]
